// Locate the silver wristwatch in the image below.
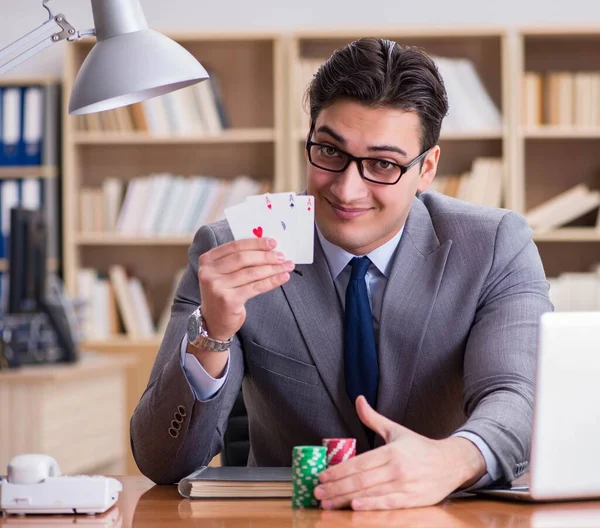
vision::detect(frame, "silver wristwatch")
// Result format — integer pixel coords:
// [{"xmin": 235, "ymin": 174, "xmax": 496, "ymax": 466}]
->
[{"xmin": 186, "ymin": 306, "xmax": 233, "ymax": 352}]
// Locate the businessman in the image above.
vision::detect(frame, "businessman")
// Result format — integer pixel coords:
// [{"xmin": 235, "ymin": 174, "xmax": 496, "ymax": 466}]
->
[{"xmin": 131, "ymin": 37, "xmax": 553, "ymax": 510}]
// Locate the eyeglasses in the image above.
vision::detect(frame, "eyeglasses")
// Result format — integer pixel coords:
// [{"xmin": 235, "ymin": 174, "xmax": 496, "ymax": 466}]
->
[{"xmin": 305, "ymin": 122, "xmax": 430, "ymax": 185}]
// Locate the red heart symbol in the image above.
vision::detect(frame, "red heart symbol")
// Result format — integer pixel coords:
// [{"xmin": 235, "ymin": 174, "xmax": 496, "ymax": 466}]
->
[
  {"xmin": 252, "ymin": 226, "xmax": 263, "ymax": 237},
  {"xmin": 267, "ymin": 204, "xmax": 272, "ymax": 209}
]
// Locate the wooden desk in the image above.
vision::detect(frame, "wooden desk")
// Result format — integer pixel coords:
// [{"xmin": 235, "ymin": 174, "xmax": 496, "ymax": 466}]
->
[{"xmin": 3, "ymin": 476, "xmax": 600, "ymax": 527}]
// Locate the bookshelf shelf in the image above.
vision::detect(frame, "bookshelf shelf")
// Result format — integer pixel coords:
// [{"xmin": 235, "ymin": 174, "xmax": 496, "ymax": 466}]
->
[
  {"xmin": 0, "ymin": 166, "xmax": 57, "ymax": 178},
  {"xmin": 75, "ymin": 234, "xmax": 193, "ymax": 246},
  {"xmin": 522, "ymin": 127, "xmax": 600, "ymax": 139},
  {"xmin": 74, "ymin": 128, "xmax": 277, "ymax": 145},
  {"xmin": 532, "ymin": 228, "xmax": 600, "ymax": 242}
]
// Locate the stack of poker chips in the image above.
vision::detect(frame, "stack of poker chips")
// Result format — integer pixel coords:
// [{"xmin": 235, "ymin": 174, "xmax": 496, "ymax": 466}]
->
[
  {"xmin": 291, "ymin": 446, "xmax": 327, "ymax": 509},
  {"xmin": 322, "ymin": 438, "xmax": 357, "ymax": 467}
]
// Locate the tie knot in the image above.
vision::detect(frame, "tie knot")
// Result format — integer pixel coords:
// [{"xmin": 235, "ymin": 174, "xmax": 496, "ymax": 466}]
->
[{"xmin": 349, "ymin": 256, "xmax": 371, "ymax": 280}]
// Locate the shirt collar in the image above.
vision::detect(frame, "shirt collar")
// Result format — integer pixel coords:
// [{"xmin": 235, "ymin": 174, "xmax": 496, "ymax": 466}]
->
[{"xmin": 316, "ymin": 224, "xmax": 404, "ymax": 280}]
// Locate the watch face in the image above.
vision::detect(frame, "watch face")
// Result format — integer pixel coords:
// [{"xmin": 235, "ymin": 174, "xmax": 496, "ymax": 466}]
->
[{"xmin": 187, "ymin": 314, "xmax": 199, "ymax": 343}]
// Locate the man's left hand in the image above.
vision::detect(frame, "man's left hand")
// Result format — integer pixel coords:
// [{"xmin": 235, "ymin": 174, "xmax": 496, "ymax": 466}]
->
[{"xmin": 314, "ymin": 396, "xmax": 486, "ymax": 511}]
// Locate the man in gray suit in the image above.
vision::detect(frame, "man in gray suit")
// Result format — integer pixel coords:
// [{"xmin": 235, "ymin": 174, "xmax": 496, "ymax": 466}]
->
[{"xmin": 131, "ymin": 37, "xmax": 552, "ymax": 510}]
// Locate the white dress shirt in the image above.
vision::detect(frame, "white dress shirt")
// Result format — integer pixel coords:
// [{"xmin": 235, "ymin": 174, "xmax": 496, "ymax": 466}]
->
[{"xmin": 180, "ymin": 225, "xmax": 502, "ymax": 488}]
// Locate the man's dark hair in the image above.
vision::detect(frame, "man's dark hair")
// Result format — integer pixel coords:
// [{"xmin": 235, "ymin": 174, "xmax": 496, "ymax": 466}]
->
[{"xmin": 305, "ymin": 37, "xmax": 449, "ymax": 152}]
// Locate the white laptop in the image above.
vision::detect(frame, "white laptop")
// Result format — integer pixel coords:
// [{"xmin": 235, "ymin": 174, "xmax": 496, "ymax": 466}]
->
[{"xmin": 474, "ymin": 311, "xmax": 600, "ymax": 502}]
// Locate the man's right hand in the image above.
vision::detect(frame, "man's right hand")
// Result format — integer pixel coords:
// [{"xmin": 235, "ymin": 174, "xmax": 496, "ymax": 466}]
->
[{"xmin": 188, "ymin": 237, "xmax": 294, "ymax": 377}]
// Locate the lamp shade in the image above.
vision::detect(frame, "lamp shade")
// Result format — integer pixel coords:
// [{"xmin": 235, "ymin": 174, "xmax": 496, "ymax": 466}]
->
[{"xmin": 69, "ymin": 0, "xmax": 208, "ymax": 115}]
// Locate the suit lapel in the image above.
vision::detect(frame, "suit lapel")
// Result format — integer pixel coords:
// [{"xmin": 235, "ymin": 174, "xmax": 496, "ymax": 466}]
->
[
  {"xmin": 375, "ymin": 198, "xmax": 452, "ymax": 444},
  {"xmin": 281, "ymin": 234, "xmax": 370, "ymax": 451}
]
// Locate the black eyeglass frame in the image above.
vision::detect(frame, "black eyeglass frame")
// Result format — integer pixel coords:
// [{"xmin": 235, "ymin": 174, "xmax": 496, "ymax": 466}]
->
[{"xmin": 305, "ymin": 122, "xmax": 430, "ymax": 186}]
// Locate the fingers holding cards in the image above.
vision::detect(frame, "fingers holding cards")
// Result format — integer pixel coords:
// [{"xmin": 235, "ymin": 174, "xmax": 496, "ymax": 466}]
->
[{"xmin": 197, "ymin": 237, "xmax": 293, "ymax": 340}]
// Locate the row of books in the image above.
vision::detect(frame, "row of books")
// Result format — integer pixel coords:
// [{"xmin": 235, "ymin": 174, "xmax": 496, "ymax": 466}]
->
[
  {"xmin": 0, "ymin": 84, "xmax": 59, "ymax": 166},
  {"xmin": 295, "ymin": 56, "xmax": 502, "ymax": 133},
  {"xmin": 548, "ymin": 265, "xmax": 600, "ymax": 311},
  {"xmin": 428, "ymin": 157, "xmax": 503, "ymax": 208},
  {"xmin": 79, "ymin": 174, "xmax": 267, "ymax": 236},
  {"xmin": 521, "ymin": 71, "xmax": 600, "ymax": 127},
  {"xmin": 77, "ymin": 266, "xmax": 184, "ymax": 340},
  {"xmin": 76, "ymin": 73, "xmax": 229, "ymax": 135},
  {"xmin": 525, "ymin": 184, "xmax": 600, "ymax": 232}
]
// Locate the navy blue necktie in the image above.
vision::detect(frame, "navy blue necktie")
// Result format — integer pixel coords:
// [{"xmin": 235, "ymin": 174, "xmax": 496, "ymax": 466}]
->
[{"xmin": 344, "ymin": 257, "xmax": 379, "ymax": 417}]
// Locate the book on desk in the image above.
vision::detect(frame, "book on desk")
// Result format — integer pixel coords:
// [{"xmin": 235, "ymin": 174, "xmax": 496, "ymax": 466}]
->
[{"xmin": 178, "ymin": 466, "xmax": 292, "ymax": 499}]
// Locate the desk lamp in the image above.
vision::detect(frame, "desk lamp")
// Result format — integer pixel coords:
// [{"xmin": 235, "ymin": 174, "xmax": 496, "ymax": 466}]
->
[{"xmin": 0, "ymin": 0, "xmax": 209, "ymax": 114}]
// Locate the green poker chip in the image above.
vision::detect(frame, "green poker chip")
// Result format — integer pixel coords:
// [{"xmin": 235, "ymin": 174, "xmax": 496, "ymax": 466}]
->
[{"xmin": 292, "ymin": 446, "xmax": 326, "ymax": 509}]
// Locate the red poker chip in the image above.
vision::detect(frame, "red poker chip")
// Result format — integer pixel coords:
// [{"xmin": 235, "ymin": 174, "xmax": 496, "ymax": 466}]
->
[{"xmin": 322, "ymin": 438, "xmax": 357, "ymax": 466}]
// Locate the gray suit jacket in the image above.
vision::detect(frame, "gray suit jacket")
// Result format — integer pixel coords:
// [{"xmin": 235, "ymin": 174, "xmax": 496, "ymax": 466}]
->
[{"xmin": 130, "ymin": 191, "xmax": 553, "ymax": 485}]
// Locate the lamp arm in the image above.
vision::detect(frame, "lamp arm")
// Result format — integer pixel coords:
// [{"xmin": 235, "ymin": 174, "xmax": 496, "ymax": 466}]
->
[{"xmin": 0, "ymin": 0, "xmax": 96, "ymax": 76}]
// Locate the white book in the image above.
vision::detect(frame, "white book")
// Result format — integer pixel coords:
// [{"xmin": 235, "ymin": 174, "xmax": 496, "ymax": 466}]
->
[
  {"xmin": 23, "ymin": 87, "xmax": 44, "ymax": 161},
  {"xmin": 21, "ymin": 179, "xmax": 41, "ymax": 210},
  {"xmin": 115, "ymin": 179, "xmax": 140, "ymax": 233},
  {"xmin": 187, "ymin": 178, "xmax": 221, "ymax": 233},
  {"xmin": 437, "ymin": 57, "xmax": 483, "ymax": 131},
  {"xmin": 162, "ymin": 92, "xmax": 185, "ymax": 135},
  {"xmin": 193, "ymin": 80, "xmax": 222, "ymax": 134},
  {"xmin": 155, "ymin": 176, "xmax": 187, "ymax": 235},
  {"xmin": 102, "ymin": 178, "xmax": 124, "ymax": 232},
  {"xmin": 120, "ymin": 177, "xmax": 153, "ymax": 234},
  {"xmin": 467, "ymin": 159, "xmax": 489, "ymax": 206},
  {"xmin": 574, "ymin": 73, "xmax": 594, "ymax": 127},
  {"xmin": 2, "ymin": 89, "xmax": 21, "ymax": 160},
  {"xmin": 525, "ymin": 184, "xmax": 593, "ymax": 229},
  {"xmin": 138, "ymin": 173, "xmax": 173, "ymax": 235},
  {"xmin": 533, "ymin": 190, "xmax": 600, "ymax": 231},
  {"xmin": 77, "ymin": 268, "xmax": 97, "ymax": 340},
  {"xmin": 109, "ymin": 265, "xmax": 140, "ymax": 337},
  {"xmin": 455, "ymin": 172, "xmax": 474, "ymax": 202},
  {"xmin": 141, "ymin": 97, "xmax": 170, "ymax": 135},
  {"xmin": 174, "ymin": 177, "xmax": 209, "ymax": 235},
  {"xmin": 180, "ymin": 85, "xmax": 206, "ymax": 134},
  {"xmin": 93, "ymin": 277, "xmax": 111, "ymax": 340},
  {"xmin": 128, "ymin": 277, "xmax": 155, "ymax": 337},
  {"xmin": 455, "ymin": 59, "xmax": 502, "ymax": 131},
  {"xmin": 194, "ymin": 179, "xmax": 230, "ymax": 229}
]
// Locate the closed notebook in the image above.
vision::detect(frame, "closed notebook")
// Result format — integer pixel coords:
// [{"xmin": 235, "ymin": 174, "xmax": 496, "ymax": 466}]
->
[{"xmin": 178, "ymin": 466, "xmax": 293, "ymax": 499}]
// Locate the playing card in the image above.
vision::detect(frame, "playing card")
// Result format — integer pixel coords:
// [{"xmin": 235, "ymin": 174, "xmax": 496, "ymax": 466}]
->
[
  {"xmin": 224, "ymin": 200, "xmax": 289, "ymax": 254},
  {"xmin": 284, "ymin": 195, "xmax": 315, "ymax": 264},
  {"xmin": 246, "ymin": 192, "xmax": 315, "ymax": 264}
]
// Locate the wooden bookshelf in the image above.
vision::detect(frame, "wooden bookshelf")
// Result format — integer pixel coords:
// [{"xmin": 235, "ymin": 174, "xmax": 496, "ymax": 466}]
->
[
  {"xmin": 62, "ymin": 32, "xmax": 285, "ymax": 352},
  {"xmin": 287, "ymin": 28, "xmax": 513, "ymax": 207},
  {"xmin": 61, "ymin": 28, "xmax": 600, "ymax": 339},
  {"xmin": 515, "ymin": 27, "xmax": 600, "ymax": 277}
]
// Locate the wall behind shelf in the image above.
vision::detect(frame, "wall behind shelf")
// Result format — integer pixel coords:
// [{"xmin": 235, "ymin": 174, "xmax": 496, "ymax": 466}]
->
[{"xmin": 4, "ymin": 0, "xmax": 600, "ymax": 78}]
